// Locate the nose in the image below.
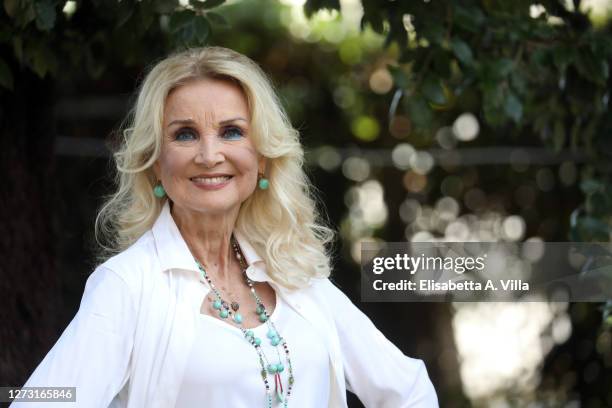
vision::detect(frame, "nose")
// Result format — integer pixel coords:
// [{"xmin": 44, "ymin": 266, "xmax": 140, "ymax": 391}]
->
[{"xmin": 194, "ymin": 135, "xmax": 224, "ymax": 168}]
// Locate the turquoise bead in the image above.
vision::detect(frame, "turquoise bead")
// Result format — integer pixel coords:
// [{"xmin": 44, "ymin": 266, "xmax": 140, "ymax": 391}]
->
[
  {"xmin": 213, "ymin": 300, "xmax": 222, "ymax": 310},
  {"xmin": 219, "ymin": 309, "xmax": 229, "ymax": 318},
  {"xmin": 256, "ymin": 304, "xmax": 265, "ymax": 314},
  {"xmin": 267, "ymin": 364, "xmax": 277, "ymax": 373},
  {"xmin": 271, "ymin": 336, "xmax": 280, "ymax": 346},
  {"xmin": 245, "ymin": 330, "xmax": 254, "ymax": 338},
  {"xmin": 267, "ymin": 329, "xmax": 276, "ymax": 338},
  {"xmin": 258, "ymin": 178, "xmax": 269, "ymax": 190},
  {"xmin": 233, "ymin": 313, "xmax": 243, "ymax": 323},
  {"xmin": 276, "ymin": 363, "xmax": 284, "ymax": 372},
  {"xmin": 259, "ymin": 313, "xmax": 268, "ymax": 322},
  {"xmin": 153, "ymin": 184, "xmax": 166, "ymax": 198},
  {"xmin": 254, "ymin": 337, "xmax": 262, "ymax": 346}
]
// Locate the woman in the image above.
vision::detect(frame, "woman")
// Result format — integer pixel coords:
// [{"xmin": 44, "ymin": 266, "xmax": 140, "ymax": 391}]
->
[{"xmin": 14, "ymin": 47, "xmax": 438, "ymax": 407}]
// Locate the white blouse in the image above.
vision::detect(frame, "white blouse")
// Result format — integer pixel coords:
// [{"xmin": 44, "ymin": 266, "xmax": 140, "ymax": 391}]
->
[
  {"xmin": 14, "ymin": 201, "xmax": 438, "ymax": 408},
  {"xmin": 175, "ymin": 292, "xmax": 330, "ymax": 407}
]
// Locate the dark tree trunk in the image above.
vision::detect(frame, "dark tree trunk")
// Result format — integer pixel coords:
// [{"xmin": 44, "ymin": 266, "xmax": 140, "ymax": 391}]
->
[{"xmin": 0, "ymin": 66, "xmax": 62, "ymax": 386}]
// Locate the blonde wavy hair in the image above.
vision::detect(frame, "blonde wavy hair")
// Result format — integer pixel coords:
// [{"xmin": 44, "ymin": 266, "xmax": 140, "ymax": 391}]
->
[{"xmin": 96, "ymin": 46, "xmax": 334, "ymax": 288}]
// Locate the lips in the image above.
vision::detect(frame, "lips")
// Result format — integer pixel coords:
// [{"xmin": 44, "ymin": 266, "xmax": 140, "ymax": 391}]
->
[
  {"xmin": 189, "ymin": 174, "xmax": 233, "ymax": 189},
  {"xmin": 190, "ymin": 175, "xmax": 232, "ymax": 184}
]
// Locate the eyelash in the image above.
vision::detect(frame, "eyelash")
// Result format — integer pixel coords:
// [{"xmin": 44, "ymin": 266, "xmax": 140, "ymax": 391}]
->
[{"xmin": 174, "ymin": 126, "xmax": 245, "ymax": 141}]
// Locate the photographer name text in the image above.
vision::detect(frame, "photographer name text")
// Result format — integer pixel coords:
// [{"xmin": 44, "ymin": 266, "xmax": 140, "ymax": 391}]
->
[{"xmin": 372, "ymin": 279, "xmax": 529, "ymax": 292}]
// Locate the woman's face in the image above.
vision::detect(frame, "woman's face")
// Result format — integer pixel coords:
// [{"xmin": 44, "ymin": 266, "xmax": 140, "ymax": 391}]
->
[{"xmin": 154, "ymin": 78, "xmax": 264, "ymax": 217}]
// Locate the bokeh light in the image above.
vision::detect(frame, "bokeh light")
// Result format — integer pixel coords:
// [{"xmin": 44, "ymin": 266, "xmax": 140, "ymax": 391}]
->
[
  {"xmin": 452, "ymin": 113, "xmax": 480, "ymax": 142},
  {"xmin": 389, "ymin": 115, "xmax": 412, "ymax": 138},
  {"xmin": 403, "ymin": 170, "xmax": 428, "ymax": 193},
  {"xmin": 502, "ymin": 215, "xmax": 526, "ymax": 241},
  {"xmin": 351, "ymin": 115, "xmax": 380, "ymax": 141},
  {"xmin": 391, "ymin": 143, "xmax": 416, "ymax": 170},
  {"xmin": 315, "ymin": 146, "xmax": 342, "ymax": 171},
  {"xmin": 436, "ymin": 126, "xmax": 457, "ymax": 150},
  {"xmin": 342, "ymin": 156, "xmax": 370, "ymax": 181},
  {"xmin": 452, "ymin": 301, "xmax": 565, "ymax": 401},
  {"xmin": 410, "ymin": 151, "xmax": 435, "ymax": 175},
  {"xmin": 369, "ymin": 68, "xmax": 393, "ymax": 94}
]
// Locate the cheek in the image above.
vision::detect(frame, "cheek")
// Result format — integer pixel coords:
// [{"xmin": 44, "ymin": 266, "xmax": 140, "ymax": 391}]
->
[
  {"xmin": 233, "ymin": 145, "xmax": 259, "ymax": 173},
  {"xmin": 159, "ymin": 149, "xmax": 188, "ymax": 177}
]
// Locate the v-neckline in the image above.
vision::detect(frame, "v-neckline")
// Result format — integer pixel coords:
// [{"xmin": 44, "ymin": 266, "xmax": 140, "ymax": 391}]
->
[{"xmin": 196, "ymin": 288, "xmax": 280, "ymax": 334}]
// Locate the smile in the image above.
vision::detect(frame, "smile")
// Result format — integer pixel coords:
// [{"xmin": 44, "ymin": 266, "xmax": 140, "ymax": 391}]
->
[{"xmin": 190, "ymin": 175, "xmax": 233, "ymax": 190}]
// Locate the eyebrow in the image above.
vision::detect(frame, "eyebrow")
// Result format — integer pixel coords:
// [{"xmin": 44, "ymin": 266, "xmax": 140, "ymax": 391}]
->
[{"xmin": 166, "ymin": 117, "xmax": 248, "ymax": 128}]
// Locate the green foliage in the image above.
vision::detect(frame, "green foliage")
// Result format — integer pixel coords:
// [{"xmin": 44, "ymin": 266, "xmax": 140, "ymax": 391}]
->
[
  {"xmin": 0, "ymin": 0, "xmax": 226, "ymax": 86},
  {"xmin": 169, "ymin": 9, "xmax": 211, "ymax": 46},
  {"xmin": 303, "ymin": 0, "xmax": 612, "ymax": 328},
  {"xmin": 303, "ymin": 0, "xmax": 339, "ymax": 18}
]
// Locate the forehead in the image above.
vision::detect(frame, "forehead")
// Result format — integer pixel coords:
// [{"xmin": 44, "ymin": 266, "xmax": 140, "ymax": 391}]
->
[{"xmin": 164, "ymin": 77, "xmax": 249, "ymax": 122}]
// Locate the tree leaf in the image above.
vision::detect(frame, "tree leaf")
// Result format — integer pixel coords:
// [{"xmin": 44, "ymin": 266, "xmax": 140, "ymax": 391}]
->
[
  {"xmin": 575, "ymin": 48, "xmax": 608, "ymax": 86},
  {"xmin": 482, "ymin": 84, "xmax": 504, "ymax": 125},
  {"xmin": 30, "ymin": 46, "xmax": 49, "ymax": 77},
  {"xmin": 15, "ymin": 1, "xmax": 36, "ymax": 28},
  {"xmin": 420, "ymin": 22, "xmax": 445, "ymax": 45},
  {"xmin": 153, "ymin": 0, "xmax": 178, "ymax": 14},
  {"xmin": 553, "ymin": 119, "xmax": 565, "ymax": 152},
  {"xmin": 451, "ymin": 38, "xmax": 473, "ymax": 66},
  {"xmin": 360, "ymin": 11, "xmax": 384, "ymax": 34},
  {"xmin": 193, "ymin": 0, "xmax": 225, "ymax": 10},
  {"xmin": 206, "ymin": 11, "xmax": 228, "ymax": 27},
  {"xmin": 421, "ymin": 75, "xmax": 446, "ymax": 106},
  {"xmin": 552, "ymin": 45, "xmax": 576, "ymax": 71},
  {"xmin": 577, "ymin": 216, "xmax": 612, "ymax": 236},
  {"xmin": 492, "ymin": 58, "xmax": 514, "ymax": 79},
  {"xmin": 432, "ymin": 49, "xmax": 451, "ymax": 79},
  {"xmin": 0, "ymin": 57, "xmax": 14, "ymax": 90},
  {"xmin": 192, "ymin": 15, "xmax": 211, "ymax": 43},
  {"xmin": 115, "ymin": 0, "xmax": 135, "ymax": 27},
  {"xmin": 303, "ymin": 0, "xmax": 340, "ymax": 18},
  {"xmin": 580, "ymin": 179, "xmax": 603, "ymax": 194},
  {"xmin": 169, "ymin": 10, "xmax": 196, "ymax": 33},
  {"xmin": 3, "ymin": 0, "xmax": 18, "ymax": 18},
  {"xmin": 35, "ymin": 0, "xmax": 56, "ymax": 31},
  {"xmin": 170, "ymin": 10, "xmax": 210, "ymax": 45},
  {"xmin": 405, "ymin": 94, "xmax": 433, "ymax": 129},
  {"xmin": 388, "ymin": 64, "xmax": 410, "ymax": 89},
  {"xmin": 510, "ymin": 70, "xmax": 527, "ymax": 95},
  {"xmin": 453, "ymin": 5, "xmax": 485, "ymax": 33},
  {"xmin": 503, "ymin": 91, "xmax": 522, "ymax": 123}
]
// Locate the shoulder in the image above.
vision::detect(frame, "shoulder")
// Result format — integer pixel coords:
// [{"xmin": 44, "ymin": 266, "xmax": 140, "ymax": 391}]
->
[
  {"xmin": 95, "ymin": 231, "xmax": 158, "ymax": 292},
  {"xmin": 293, "ymin": 277, "xmax": 354, "ymax": 310}
]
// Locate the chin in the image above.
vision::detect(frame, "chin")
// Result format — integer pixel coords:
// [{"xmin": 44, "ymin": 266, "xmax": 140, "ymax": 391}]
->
[{"xmin": 191, "ymin": 201, "xmax": 240, "ymax": 215}]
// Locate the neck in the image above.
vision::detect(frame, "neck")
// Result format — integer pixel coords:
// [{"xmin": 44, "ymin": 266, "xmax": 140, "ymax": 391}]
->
[{"xmin": 171, "ymin": 203, "xmax": 240, "ymax": 284}]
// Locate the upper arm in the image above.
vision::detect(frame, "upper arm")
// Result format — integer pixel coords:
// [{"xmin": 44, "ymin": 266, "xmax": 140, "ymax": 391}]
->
[
  {"xmin": 12, "ymin": 266, "xmax": 136, "ymax": 408},
  {"xmin": 321, "ymin": 280, "xmax": 439, "ymax": 408}
]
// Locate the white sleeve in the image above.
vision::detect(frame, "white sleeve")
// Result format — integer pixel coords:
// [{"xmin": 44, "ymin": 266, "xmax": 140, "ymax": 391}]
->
[
  {"xmin": 11, "ymin": 266, "xmax": 135, "ymax": 408},
  {"xmin": 321, "ymin": 279, "xmax": 439, "ymax": 408}
]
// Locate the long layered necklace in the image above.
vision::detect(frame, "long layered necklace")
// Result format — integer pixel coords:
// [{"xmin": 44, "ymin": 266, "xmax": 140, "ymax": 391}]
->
[{"xmin": 194, "ymin": 236, "xmax": 294, "ymax": 407}]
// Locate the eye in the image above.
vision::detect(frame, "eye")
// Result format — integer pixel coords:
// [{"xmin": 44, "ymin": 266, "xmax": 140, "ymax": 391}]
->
[
  {"xmin": 174, "ymin": 128, "xmax": 197, "ymax": 141},
  {"xmin": 222, "ymin": 126, "xmax": 244, "ymax": 140}
]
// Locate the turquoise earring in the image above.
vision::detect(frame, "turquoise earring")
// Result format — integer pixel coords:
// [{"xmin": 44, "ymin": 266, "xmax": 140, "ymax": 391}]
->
[
  {"xmin": 153, "ymin": 182, "xmax": 166, "ymax": 198},
  {"xmin": 258, "ymin": 173, "xmax": 269, "ymax": 190}
]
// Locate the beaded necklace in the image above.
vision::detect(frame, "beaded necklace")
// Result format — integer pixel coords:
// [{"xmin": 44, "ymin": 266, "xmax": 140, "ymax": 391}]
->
[{"xmin": 194, "ymin": 236, "xmax": 294, "ymax": 407}]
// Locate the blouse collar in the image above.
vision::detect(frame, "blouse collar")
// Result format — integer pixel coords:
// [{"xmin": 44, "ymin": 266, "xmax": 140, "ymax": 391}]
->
[{"xmin": 151, "ymin": 201, "xmax": 271, "ymax": 283}]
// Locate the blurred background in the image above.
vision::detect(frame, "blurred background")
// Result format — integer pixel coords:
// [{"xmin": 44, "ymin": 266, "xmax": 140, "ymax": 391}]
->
[{"xmin": 1, "ymin": 0, "xmax": 611, "ymax": 407}]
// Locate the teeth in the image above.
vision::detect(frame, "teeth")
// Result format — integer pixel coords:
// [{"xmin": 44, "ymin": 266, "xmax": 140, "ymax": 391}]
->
[{"xmin": 191, "ymin": 176, "xmax": 231, "ymax": 185}]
